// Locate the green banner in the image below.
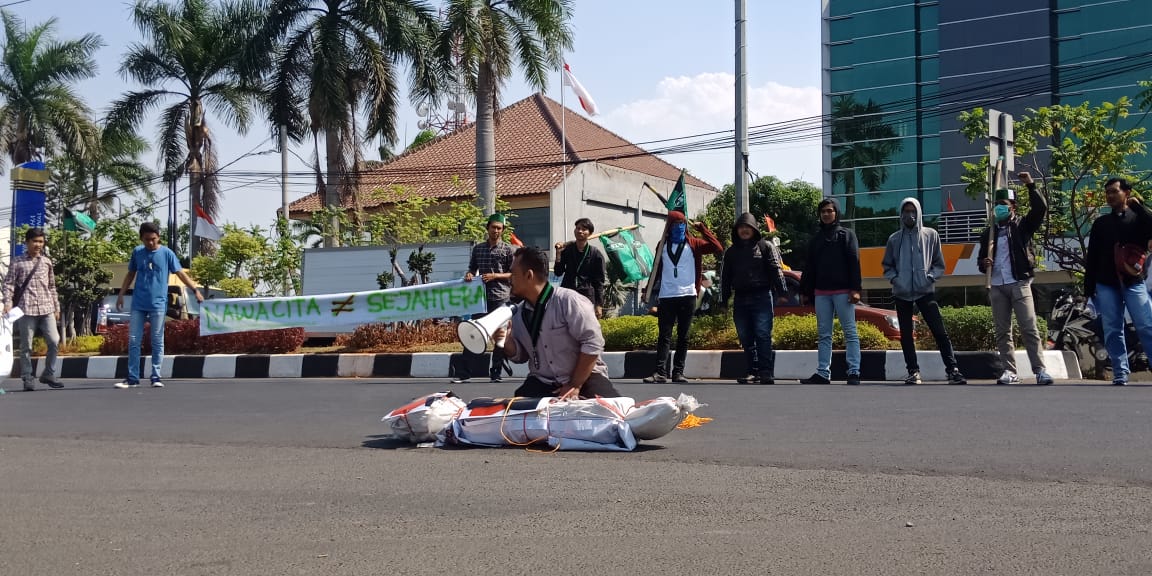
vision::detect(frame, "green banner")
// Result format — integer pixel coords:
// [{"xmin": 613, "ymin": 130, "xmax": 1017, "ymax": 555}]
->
[{"xmin": 199, "ymin": 279, "xmax": 488, "ymax": 335}]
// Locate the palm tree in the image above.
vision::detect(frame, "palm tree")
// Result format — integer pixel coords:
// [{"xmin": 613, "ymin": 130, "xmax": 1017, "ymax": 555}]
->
[
  {"xmin": 249, "ymin": 0, "xmax": 440, "ymax": 247},
  {"xmin": 49, "ymin": 123, "xmax": 155, "ymax": 219},
  {"xmin": 437, "ymin": 0, "xmax": 574, "ymax": 216},
  {"xmin": 830, "ymin": 95, "xmax": 903, "ymax": 225},
  {"xmin": 0, "ymin": 11, "xmax": 102, "ymax": 170},
  {"xmin": 107, "ymin": 0, "xmax": 263, "ymax": 257}
]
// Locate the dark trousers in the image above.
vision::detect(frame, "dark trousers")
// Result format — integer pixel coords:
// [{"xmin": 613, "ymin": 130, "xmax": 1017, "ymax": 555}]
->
[
  {"xmin": 513, "ymin": 373, "xmax": 620, "ymax": 399},
  {"xmin": 655, "ymin": 295, "xmax": 696, "ymax": 377},
  {"xmin": 895, "ymin": 293, "xmax": 957, "ymax": 372},
  {"xmin": 459, "ymin": 300, "xmax": 508, "ymax": 379},
  {"xmin": 733, "ymin": 290, "xmax": 776, "ymax": 378}
]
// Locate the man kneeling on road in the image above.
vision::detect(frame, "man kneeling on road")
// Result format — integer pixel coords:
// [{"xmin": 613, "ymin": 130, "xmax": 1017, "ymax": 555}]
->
[{"xmin": 493, "ymin": 247, "xmax": 621, "ymax": 399}]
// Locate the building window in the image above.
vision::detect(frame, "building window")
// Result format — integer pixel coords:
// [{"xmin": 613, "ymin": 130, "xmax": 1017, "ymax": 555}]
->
[{"xmin": 507, "ymin": 207, "xmax": 549, "ymax": 252}]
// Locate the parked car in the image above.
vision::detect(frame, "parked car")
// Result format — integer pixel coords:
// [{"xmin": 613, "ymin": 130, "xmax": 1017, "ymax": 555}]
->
[{"xmin": 777, "ymin": 270, "xmax": 904, "ymax": 340}]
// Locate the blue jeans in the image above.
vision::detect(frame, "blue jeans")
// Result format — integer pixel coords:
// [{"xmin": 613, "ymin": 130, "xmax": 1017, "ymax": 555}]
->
[
  {"xmin": 733, "ymin": 290, "xmax": 775, "ymax": 377},
  {"xmin": 17, "ymin": 314, "xmax": 59, "ymax": 385},
  {"xmin": 1094, "ymin": 283, "xmax": 1152, "ymax": 382},
  {"xmin": 128, "ymin": 309, "xmax": 165, "ymax": 384},
  {"xmin": 815, "ymin": 293, "xmax": 861, "ymax": 379}
]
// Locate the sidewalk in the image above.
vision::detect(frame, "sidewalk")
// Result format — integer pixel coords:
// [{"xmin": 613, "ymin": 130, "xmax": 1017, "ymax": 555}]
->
[{"xmin": 13, "ymin": 350, "xmax": 1081, "ymax": 381}]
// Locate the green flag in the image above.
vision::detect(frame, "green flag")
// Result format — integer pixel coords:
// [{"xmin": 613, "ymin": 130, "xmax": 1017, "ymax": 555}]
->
[
  {"xmin": 63, "ymin": 208, "xmax": 96, "ymax": 233},
  {"xmin": 665, "ymin": 170, "xmax": 687, "ymax": 214}
]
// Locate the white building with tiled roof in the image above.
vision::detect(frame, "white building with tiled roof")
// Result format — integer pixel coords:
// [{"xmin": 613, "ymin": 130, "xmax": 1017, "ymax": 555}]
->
[{"xmin": 288, "ymin": 94, "xmax": 718, "ymax": 251}]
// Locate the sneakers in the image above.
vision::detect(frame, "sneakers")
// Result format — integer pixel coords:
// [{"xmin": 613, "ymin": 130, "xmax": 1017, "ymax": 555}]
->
[
  {"xmin": 150, "ymin": 379, "xmax": 164, "ymax": 388},
  {"xmin": 1113, "ymin": 378, "xmax": 1128, "ymax": 386},
  {"xmin": 758, "ymin": 375, "xmax": 775, "ymax": 385},
  {"xmin": 800, "ymin": 373, "xmax": 831, "ymax": 385},
  {"xmin": 39, "ymin": 376, "xmax": 64, "ymax": 389},
  {"xmin": 642, "ymin": 374, "xmax": 668, "ymax": 384},
  {"xmin": 671, "ymin": 373, "xmax": 688, "ymax": 383},
  {"xmin": 947, "ymin": 368, "xmax": 968, "ymax": 385},
  {"xmin": 450, "ymin": 377, "xmax": 471, "ymax": 384},
  {"xmin": 489, "ymin": 375, "xmax": 503, "ymax": 383},
  {"xmin": 114, "ymin": 380, "xmax": 139, "ymax": 389},
  {"xmin": 736, "ymin": 374, "xmax": 759, "ymax": 385},
  {"xmin": 996, "ymin": 370, "xmax": 1020, "ymax": 385},
  {"xmin": 846, "ymin": 373, "xmax": 862, "ymax": 386},
  {"xmin": 1035, "ymin": 371, "xmax": 1054, "ymax": 386},
  {"xmin": 903, "ymin": 371, "xmax": 922, "ymax": 385}
]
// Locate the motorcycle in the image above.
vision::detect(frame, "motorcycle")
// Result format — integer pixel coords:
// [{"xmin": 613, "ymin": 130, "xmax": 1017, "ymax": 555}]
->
[{"xmin": 1047, "ymin": 289, "xmax": 1149, "ymax": 379}]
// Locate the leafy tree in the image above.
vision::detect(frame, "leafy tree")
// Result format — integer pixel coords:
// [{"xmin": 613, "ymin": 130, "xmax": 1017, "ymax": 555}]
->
[
  {"xmin": 189, "ymin": 225, "xmax": 269, "ymax": 294},
  {"xmin": 47, "ymin": 231, "xmax": 115, "ymax": 340},
  {"xmin": 0, "ymin": 11, "xmax": 102, "ymax": 169},
  {"xmin": 957, "ymin": 99, "xmax": 1147, "ymax": 277},
  {"xmin": 48, "ymin": 123, "xmax": 155, "ymax": 219},
  {"xmin": 437, "ymin": 0, "xmax": 574, "ymax": 215},
  {"xmin": 700, "ymin": 176, "xmax": 822, "ymax": 270},
  {"xmin": 108, "ymin": 0, "xmax": 263, "ymax": 257},
  {"xmin": 251, "ymin": 0, "xmax": 440, "ymax": 247},
  {"xmin": 830, "ymin": 95, "xmax": 903, "ymax": 224}
]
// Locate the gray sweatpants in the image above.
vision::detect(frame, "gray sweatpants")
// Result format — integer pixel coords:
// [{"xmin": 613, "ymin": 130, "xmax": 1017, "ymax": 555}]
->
[{"xmin": 989, "ymin": 279, "xmax": 1045, "ymax": 375}]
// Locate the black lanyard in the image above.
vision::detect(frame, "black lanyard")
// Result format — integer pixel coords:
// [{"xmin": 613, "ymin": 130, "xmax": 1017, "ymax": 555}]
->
[
  {"xmin": 667, "ymin": 242, "xmax": 686, "ymax": 277},
  {"xmin": 574, "ymin": 245, "xmax": 590, "ymax": 274},
  {"xmin": 527, "ymin": 283, "xmax": 554, "ymax": 348}
]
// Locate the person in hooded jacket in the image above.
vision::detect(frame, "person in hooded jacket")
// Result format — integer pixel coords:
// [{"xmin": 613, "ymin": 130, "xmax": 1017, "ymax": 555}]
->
[
  {"xmin": 798, "ymin": 198, "xmax": 863, "ymax": 386},
  {"xmin": 881, "ymin": 198, "xmax": 967, "ymax": 385},
  {"xmin": 720, "ymin": 213, "xmax": 788, "ymax": 384},
  {"xmin": 642, "ymin": 210, "xmax": 724, "ymax": 383}
]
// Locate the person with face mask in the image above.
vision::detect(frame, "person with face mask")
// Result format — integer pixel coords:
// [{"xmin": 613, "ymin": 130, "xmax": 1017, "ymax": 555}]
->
[
  {"xmin": 881, "ymin": 198, "xmax": 966, "ymax": 385},
  {"xmin": 977, "ymin": 172, "xmax": 1051, "ymax": 385},
  {"xmin": 642, "ymin": 211, "xmax": 724, "ymax": 383}
]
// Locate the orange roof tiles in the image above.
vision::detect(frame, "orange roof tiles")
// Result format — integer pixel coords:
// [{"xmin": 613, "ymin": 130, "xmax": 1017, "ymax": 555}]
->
[{"xmin": 289, "ymin": 93, "xmax": 715, "ymax": 216}]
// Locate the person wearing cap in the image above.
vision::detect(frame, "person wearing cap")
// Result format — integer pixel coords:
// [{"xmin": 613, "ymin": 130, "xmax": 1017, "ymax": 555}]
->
[
  {"xmin": 977, "ymin": 172, "xmax": 1052, "ymax": 385},
  {"xmin": 2, "ymin": 227, "xmax": 63, "ymax": 391},
  {"xmin": 1083, "ymin": 178, "xmax": 1152, "ymax": 386},
  {"xmin": 882, "ymin": 197, "xmax": 967, "ymax": 385},
  {"xmin": 455, "ymin": 213, "xmax": 517, "ymax": 384},
  {"xmin": 642, "ymin": 210, "xmax": 724, "ymax": 383}
]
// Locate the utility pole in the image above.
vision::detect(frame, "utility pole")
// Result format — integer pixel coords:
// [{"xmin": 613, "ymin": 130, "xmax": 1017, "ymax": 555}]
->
[
  {"xmin": 280, "ymin": 125, "xmax": 291, "ymax": 296},
  {"xmin": 734, "ymin": 0, "xmax": 750, "ymax": 217}
]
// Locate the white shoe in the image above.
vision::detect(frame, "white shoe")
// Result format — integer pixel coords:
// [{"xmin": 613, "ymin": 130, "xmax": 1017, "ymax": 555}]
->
[
  {"xmin": 114, "ymin": 381, "xmax": 138, "ymax": 389},
  {"xmin": 150, "ymin": 380, "xmax": 164, "ymax": 388},
  {"xmin": 996, "ymin": 370, "xmax": 1020, "ymax": 385}
]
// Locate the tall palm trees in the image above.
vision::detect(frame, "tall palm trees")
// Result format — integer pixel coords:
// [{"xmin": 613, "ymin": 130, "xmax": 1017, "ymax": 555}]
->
[
  {"xmin": 437, "ymin": 0, "xmax": 573, "ymax": 216},
  {"xmin": 0, "ymin": 11, "xmax": 102, "ymax": 170},
  {"xmin": 250, "ymin": 0, "xmax": 440, "ymax": 247},
  {"xmin": 49, "ymin": 123, "xmax": 155, "ymax": 218},
  {"xmin": 108, "ymin": 0, "xmax": 262, "ymax": 257},
  {"xmin": 830, "ymin": 95, "xmax": 904, "ymax": 225}
]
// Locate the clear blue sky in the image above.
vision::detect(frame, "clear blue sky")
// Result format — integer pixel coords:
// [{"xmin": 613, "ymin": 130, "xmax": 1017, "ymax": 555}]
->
[{"xmin": 1, "ymin": 0, "xmax": 822, "ymax": 230}]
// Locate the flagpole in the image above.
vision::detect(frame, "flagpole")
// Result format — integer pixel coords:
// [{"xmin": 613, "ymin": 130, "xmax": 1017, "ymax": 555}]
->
[{"xmin": 560, "ymin": 61, "xmax": 568, "ymax": 235}]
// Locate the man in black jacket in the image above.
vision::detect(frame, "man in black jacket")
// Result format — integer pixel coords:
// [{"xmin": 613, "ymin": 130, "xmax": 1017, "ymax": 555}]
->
[
  {"xmin": 553, "ymin": 218, "xmax": 607, "ymax": 317},
  {"xmin": 720, "ymin": 213, "xmax": 788, "ymax": 384},
  {"xmin": 1083, "ymin": 178, "xmax": 1152, "ymax": 386},
  {"xmin": 798, "ymin": 198, "xmax": 863, "ymax": 385},
  {"xmin": 977, "ymin": 172, "xmax": 1052, "ymax": 385}
]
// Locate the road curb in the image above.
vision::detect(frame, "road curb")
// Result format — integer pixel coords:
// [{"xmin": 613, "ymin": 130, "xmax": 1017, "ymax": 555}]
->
[{"xmin": 16, "ymin": 350, "xmax": 1081, "ymax": 382}]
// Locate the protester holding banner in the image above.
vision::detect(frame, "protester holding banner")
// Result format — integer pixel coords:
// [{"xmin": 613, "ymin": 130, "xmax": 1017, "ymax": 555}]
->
[
  {"xmin": 454, "ymin": 213, "xmax": 516, "ymax": 384},
  {"xmin": 2, "ymin": 228, "xmax": 62, "ymax": 391},
  {"xmin": 720, "ymin": 213, "xmax": 788, "ymax": 385},
  {"xmin": 493, "ymin": 247, "xmax": 620, "ymax": 399},
  {"xmin": 114, "ymin": 222, "xmax": 202, "ymax": 389},
  {"xmin": 553, "ymin": 218, "xmax": 607, "ymax": 317},
  {"xmin": 642, "ymin": 211, "xmax": 724, "ymax": 383}
]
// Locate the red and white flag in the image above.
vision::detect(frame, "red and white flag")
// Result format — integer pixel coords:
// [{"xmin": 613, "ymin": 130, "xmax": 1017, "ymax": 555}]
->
[
  {"xmin": 562, "ymin": 63, "xmax": 599, "ymax": 116},
  {"xmin": 194, "ymin": 205, "xmax": 223, "ymax": 242}
]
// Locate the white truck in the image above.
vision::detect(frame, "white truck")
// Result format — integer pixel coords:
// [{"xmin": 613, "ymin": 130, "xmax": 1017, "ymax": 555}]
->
[{"xmin": 300, "ymin": 242, "xmax": 475, "ymax": 336}]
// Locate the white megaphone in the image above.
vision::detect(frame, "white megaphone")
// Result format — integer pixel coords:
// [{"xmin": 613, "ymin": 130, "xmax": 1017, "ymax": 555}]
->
[{"xmin": 457, "ymin": 304, "xmax": 516, "ymax": 355}]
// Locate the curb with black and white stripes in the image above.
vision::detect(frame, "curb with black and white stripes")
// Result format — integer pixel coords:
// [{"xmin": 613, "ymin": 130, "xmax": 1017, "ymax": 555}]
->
[{"xmin": 12, "ymin": 350, "xmax": 1082, "ymax": 382}]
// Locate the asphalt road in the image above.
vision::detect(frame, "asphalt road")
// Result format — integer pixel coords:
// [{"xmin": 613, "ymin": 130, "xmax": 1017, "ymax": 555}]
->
[{"xmin": 3, "ymin": 378, "xmax": 1152, "ymax": 575}]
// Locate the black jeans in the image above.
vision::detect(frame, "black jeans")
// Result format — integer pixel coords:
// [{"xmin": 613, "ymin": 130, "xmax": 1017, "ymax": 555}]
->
[
  {"xmin": 655, "ymin": 295, "xmax": 697, "ymax": 377},
  {"xmin": 513, "ymin": 373, "xmax": 621, "ymax": 398},
  {"xmin": 458, "ymin": 300, "xmax": 508, "ymax": 379},
  {"xmin": 895, "ymin": 293, "xmax": 957, "ymax": 372}
]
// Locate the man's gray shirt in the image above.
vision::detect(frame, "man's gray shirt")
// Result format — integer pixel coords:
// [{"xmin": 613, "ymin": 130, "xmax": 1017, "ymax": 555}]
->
[{"xmin": 507, "ymin": 286, "xmax": 609, "ymax": 385}]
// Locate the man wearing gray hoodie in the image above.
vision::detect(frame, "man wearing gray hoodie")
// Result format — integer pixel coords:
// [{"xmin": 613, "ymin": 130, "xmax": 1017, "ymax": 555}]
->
[{"xmin": 881, "ymin": 198, "xmax": 967, "ymax": 385}]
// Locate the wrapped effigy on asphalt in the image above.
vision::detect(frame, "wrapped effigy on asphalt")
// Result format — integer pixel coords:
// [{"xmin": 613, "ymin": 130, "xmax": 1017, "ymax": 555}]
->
[{"xmin": 381, "ymin": 392, "xmax": 704, "ymax": 452}]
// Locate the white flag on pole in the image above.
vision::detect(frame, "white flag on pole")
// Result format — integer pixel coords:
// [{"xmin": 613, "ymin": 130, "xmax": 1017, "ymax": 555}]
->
[
  {"xmin": 194, "ymin": 205, "xmax": 223, "ymax": 242},
  {"xmin": 562, "ymin": 63, "xmax": 599, "ymax": 116}
]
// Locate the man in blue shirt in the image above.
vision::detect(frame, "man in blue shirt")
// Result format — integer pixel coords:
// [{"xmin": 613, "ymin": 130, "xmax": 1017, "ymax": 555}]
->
[{"xmin": 113, "ymin": 222, "xmax": 203, "ymax": 389}]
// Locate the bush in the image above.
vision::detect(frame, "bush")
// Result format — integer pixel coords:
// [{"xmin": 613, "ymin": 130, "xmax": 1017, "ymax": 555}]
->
[
  {"xmin": 600, "ymin": 315, "xmax": 660, "ymax": 351},
  {"xmin": 100, "ymin": 318, "xmax": 305, "ymax": 355},
  {"xmin": 27, "ymin": 335, "xmax": 104, "ymax": 355},
  {"xmin": 688, "ymin": 312, "xmax": 741, "ymax": 350},
  {"xmin": 914, "ymin": 306, "xmax": 1049, "ymax": 351},
  {"xmin": 337, "ymin": 320, "xmax": 457, "ymax": 352},
  {"xmin": 772, "ymin": 315, "xmax": 891, "ymax": 351}
]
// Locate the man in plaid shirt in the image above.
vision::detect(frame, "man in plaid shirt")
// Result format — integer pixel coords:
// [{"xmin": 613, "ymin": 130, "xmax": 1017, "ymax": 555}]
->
[
  {"xmin": 2, "ymin": 227, "xmax": 62, "ymax": 391},
  {"xmin": 453, "ymin": 213, "xmax": 516, "ymax": 383}
]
